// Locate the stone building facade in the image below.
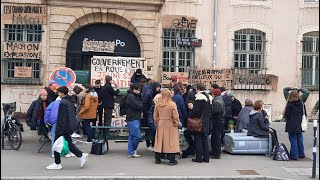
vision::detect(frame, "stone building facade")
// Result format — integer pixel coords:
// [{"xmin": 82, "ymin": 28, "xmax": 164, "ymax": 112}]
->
[{"xmin": 1, "ymin": 0, "xmax": 319, "ymax": 120}]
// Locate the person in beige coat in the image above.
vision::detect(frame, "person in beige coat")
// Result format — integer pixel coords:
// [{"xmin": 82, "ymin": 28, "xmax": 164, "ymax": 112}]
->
[{"xmin": 153, "ymin": 89, "xmax": 180, "ymax": 166}]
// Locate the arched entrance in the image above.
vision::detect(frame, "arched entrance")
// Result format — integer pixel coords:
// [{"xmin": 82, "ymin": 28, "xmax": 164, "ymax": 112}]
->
[{"xmin": 66, "ymin": 23, "xmax": 141, "ymax": 85}]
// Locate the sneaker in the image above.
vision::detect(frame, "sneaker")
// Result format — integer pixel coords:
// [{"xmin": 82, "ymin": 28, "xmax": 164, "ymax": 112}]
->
[
  {"xmin": 147, "ymin": 146, "xmax": 154, "ymax": 152},
  {"xmin": 65, "ymin": 153, "xmax": 71, "ymax": 158},
  {"xmin": 71, "ymin": 133, "xmax": 81, "ymax": 138},
  {"xmin": 79, "ymin": 153, "xmax": 88, "ymax": 168},
  {"xmin": 128, "ymin": 154, "xmax": 141, "ymax": 158},
  {"xmin": 46, "ymin": 163, "xmax": 62, "ymax": 170},
  {"xmin": 51, "ymin": 154, "xmax": 54, "ymax": 158},
  {"xmin": 69, "ymin": 152, "xmax": 76, "ymax": 157}
]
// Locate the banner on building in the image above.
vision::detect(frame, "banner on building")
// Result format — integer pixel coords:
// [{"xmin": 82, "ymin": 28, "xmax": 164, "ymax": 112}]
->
[
  {"xmin": 189, "ymin": 68, "xmax": 234, "ymax": 90},
  {"xmin": 14, "ymin": 66, "xmax": 32, "ymax": 78},
  {"xmin": 91, "ymin": 56, "xmax": 146, "ymax": 87},
  {"xmin": 2, "ymin": 4, "xmax": 47, "ymax": 24},
  {"xmin": 161, "ymin": 72, "xmax": 189, "ymax": 84},
  {"xmin": 162, "ymin": 15, "xmax": 198, "ymax": 29},
  {"xmin": 3, "ymin": 42, "xmax": 41, "ymax": 59}
]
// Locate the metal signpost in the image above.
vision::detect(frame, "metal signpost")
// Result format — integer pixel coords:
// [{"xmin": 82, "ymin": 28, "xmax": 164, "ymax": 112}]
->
[{"xmin": 312, "ymin": 120, "xmax": 318, "ymax": 178}]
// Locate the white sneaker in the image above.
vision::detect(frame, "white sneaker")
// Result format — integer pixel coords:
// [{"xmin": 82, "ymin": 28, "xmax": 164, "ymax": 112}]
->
[
  {"xmin": 69, "ymin": 152, "xmax": 76, "ymax": 157},
  {"xmin": 46, "ymin": 163, "xmax": 62, "ymax": 170},
  {"xmin": 147, "ymin": 146, "xmax": 154, "ymax": 152},
  {"xmin": 128, "ymin": 150, "xmax": 141, "ymax": 158},
  {"xmin": 51, "ymin": 154, "xmax": 54, "ymax": 158},
  {"xmin": 71, "ymin": 133, "xmax": 81, "ymax": 138},
  {"xmin": 79, "ymin": 153, "xmax": 88, "ymax": 168}
]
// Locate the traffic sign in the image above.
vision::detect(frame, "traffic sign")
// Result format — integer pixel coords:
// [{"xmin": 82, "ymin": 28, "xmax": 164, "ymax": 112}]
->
[{"xmin": 49, "ymin": 67, "xmax": 76, "ymax": 87}]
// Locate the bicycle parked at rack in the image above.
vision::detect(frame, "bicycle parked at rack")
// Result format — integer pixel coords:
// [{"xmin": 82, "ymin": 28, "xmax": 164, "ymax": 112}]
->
[{"xmin": 1, "ymin": 102, "xmax": 23, "ymax": 150}]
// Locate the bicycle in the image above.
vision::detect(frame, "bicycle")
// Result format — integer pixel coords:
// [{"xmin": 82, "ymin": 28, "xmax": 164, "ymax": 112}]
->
[{"xmin": 1, "ymin": 102, "xmax": 22, "ymax": 150}]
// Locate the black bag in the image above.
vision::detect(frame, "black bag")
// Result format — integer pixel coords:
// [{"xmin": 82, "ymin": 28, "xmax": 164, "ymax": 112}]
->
[
  {"xmin": 119, "ymin": 95, "xmax": 128, "ymax": 116},
  {"xmin": 273, "ymin": 143, "xmax": 290, "ymax": 161},
  {"xmin": 90, "ymin": 139, "xmax": 108, "ymax": 155}
]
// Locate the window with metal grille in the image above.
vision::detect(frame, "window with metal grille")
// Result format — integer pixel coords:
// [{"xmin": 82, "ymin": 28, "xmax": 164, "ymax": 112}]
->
[
  {"xmin": 162, "ymin": 29, "xmax": 195, "ymax": 72},
  {"xmin": 1, "ymin": 24, "xmax": 42, "ymax": 85},
  {"xmin": 301, "ymin": 31, "xmax": 319, "ymax": 90},
  {"xmin": 234, "ymin": 29, "xmax": 266, "ymax": 70}
]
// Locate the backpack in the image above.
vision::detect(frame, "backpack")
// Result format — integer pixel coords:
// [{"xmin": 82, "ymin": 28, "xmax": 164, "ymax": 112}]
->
[
  {"xmin": 273, "ymin": 143, "xmax": 290, "ymax": 161},
  {"xmin": 119, "ymin": 94, "xmax": 128, "ymax": 116}
]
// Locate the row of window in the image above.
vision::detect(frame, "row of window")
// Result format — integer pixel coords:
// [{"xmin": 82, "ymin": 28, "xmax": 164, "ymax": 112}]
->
[{"xmin": 1, "ymin": 24, "xmax": 319, "ymax": 90}]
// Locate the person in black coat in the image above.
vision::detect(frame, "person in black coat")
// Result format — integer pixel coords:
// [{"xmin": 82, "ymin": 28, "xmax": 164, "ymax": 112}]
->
[
  {"xmin": 188, "ymin": 83, "xmax": 210, "ymax": 163},
  {"xmin": 284, "ymin": 89, "xmax": 310, "ymax": 160},
  {"xmin": 25, "ymin": 89, "xmax": 49, "ymax": 132},
  {"xmin": 130, "ymin": 69, "xmax": 147, "ymax": 84},
  {"xmin": 46, "ymin": 86, "xmax": 88, "ymax": 170},
  {"xmin": 247, "ymin": 100, "xmax": 278, "ymax": 149},
  {"xmin": 93, "ymin": 80, "xmax": 103, "ymax": 126},
  {"xmin": 101, "ymin": 75, "xmax": 120, "ymax": 130},
  {"xmin": 181, "ymin": 100, "xmax": 196, "ymax": 158},
  {"xmin": 126, "ymin": 83, "xmax": 144, "ymax": 157}
]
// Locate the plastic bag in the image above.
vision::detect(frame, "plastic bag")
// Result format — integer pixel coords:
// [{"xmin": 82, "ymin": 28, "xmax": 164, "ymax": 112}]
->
[{"xmin": 52, "ymin": 136, "xmax": 70, "ymax": 156}]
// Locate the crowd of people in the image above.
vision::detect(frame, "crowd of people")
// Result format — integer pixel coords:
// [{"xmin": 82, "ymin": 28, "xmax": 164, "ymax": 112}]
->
[{"xmin": 24, "ymin": 68, "xmax": 318, "ymax": 169}]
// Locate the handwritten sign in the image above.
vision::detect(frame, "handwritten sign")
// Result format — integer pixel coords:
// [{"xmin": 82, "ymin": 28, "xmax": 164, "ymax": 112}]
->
[
  {"xmin": 189, "ymin": 69, "xmax": 234, "ymax": 90},
  {"xmin": 162, "ymin": 72, "xmax": 189, "ymax": 84},
  {"xmin": 2, "ymin": 4, "xmax": 47, "ymax": 24},
  {"xmin": 3, "ymin": 42, "xmax": 41, "ymax": 59},
  {"xmin": 91, "ymin": 56, "xmax": 146, "ymax": 87},
  {"xmin": 14, "ymin": 66, "xmax": 32, "ymax": 78},
  {"xmin": 162, "ymin": 15, "xmax": 198, "ymax": 29},
  {"xmin": 233, "ymin": 71, "xmax": 278, "ymax": 90},
  {"xmin": 49, "ymin": 67, "xmax": 76, "ymax": 87}
]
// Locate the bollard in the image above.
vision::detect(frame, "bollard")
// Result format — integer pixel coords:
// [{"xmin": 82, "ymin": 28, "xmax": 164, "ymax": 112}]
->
[{"xmin": 312, "ymin": 120, "xmax": 318, "ymax": 178}]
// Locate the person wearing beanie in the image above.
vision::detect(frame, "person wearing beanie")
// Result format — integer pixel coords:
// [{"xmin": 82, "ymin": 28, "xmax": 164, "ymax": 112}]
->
[
  {"xmin": 210, "ymin": 88, "xmax": 225, "ymax": 159},
  {"xmin": 235, "ymin": 99, "xmax": 253, "ymax": 133},
  {"xmin": 26, "ymin": 89, "xmax": 49, "ymax": 132},
  {"xmin": 46, "ymin": 86, "xmax": 88, "ymax": 170},
  {"xmin": 131, "ymin": 68, "xmax": 147, "ymax": 84},
  {"xmin": 101, "ymin": 75, "xmax": 119, "ymax": 132},
  {"xmin": 229, "ymin": 91, "xmax": 242, "ymax": 121},
  {"xmin": 45, "ymin": 80, "xmax": 58, "ymax": 104}
]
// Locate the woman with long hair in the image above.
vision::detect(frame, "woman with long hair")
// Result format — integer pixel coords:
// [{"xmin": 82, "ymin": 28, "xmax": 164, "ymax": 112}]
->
[
  {"xmin": 284, "ymin": 87, "xmax": 310, "ymax": 160},
  {"xmin": 153, "ymin": 89, "xmax": 180, "ymax": 166}
]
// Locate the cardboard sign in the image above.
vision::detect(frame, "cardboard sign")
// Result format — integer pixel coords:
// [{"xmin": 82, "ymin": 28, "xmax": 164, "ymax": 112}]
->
[
  {"xmin": 3, "ymin": 42, "xmax": 41, "ymax": 59},
  {"xmin": 161, "ymin": 72, "xmax": 189, "ymax": 84},
  {"xmin": 189, "ymin": 69, "xmax": 234, "ymax": 90},
  {"xmin": 2, "ymin": 4, "xmax": 47, "ymax": 24},
  {"xmin": 91, "ymin": 56, "xmax": 146, "ymax": 88},
  {"xmin": 49, "ymin": 67, "xmax": 76, "ymax": 87},
  {"xmin": 233, "ymin": 70, "xmax": 278, "ymax": 90},
  {"xmin": 14, "ymin": 66, "xmax": 32, "ymax": 78}
]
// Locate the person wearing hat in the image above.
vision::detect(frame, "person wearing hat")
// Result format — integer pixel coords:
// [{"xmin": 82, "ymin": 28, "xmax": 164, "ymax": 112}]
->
[
  {"xmin": 229, "ymin": 91, "xmax": 242, "ymax": 122},
  {"xmin": 101, "ymin": 75, "xmax": 119, "ymax": 130},
  {"xmin": 45, "ymin": 80, "xmax": 58, "ymax": 104},
  {"xmin": 235, "ymin": 99, "xmax": 253, "ymax": 133},
  {"xmin": 93, "ymin": 80, "xmax": 104, "ymax": 126},
  {"xmin": 26, "ymin": 89, "xmax": 49, "ymax": 133},
  {"xmin": 131, "ymin": 69, "xmax": 146, "ymax": 84},
  {"xmin": 210, "ymin": 88, "xmax": 225, "ymax": 159},
  {"xmin": 46, "ymin": 86, "xmax": 88, "ymax": 170}
]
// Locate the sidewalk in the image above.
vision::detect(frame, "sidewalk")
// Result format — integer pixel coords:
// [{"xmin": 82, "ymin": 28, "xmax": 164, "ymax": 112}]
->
[{"xmin": 1, "ymin": 122, "xmax": 319, "ymax": 180}]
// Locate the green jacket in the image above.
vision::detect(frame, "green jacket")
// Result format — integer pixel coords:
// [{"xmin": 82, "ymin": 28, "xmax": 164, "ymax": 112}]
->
[{"xmin": 283, "ymin": 87, "xmax": 310, "ymax": 103}]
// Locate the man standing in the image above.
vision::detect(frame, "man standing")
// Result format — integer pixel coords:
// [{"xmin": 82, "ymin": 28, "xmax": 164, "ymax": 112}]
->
[
  {"xmin": 125, "ymin": 83, "xmax": 143, "ymax": 158},
  {"xmin": 101, "ymin": 75, "xmax": 119, "ymax": 130},
  {"xmin": 45, "ymin": 80, "xmax": 58, "ymax": 104},
  {"xmin": 93, "ymin": 80, "xmax": 103, "ymax": 126},
  {"xmin": 46, "ymin": 86, "xmax": 88, "ymax": 170},
  {"xmin": 131, "ymin": 69, "xmax": 146, "ymax": 84}
]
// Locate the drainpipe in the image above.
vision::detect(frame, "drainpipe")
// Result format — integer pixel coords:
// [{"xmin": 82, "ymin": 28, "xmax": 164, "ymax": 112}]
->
[{"xmin": 213, "ymin": 0, "xmax": 218, "ymax": 68}]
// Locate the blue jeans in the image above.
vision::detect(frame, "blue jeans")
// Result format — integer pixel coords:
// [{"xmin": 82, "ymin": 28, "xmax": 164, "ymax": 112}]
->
[
  {"xmin": 127, "ymin": 120, "xmax": 141, "ymax": 156},
  {"xmin": 50, "ymin": 124, "xmax": 56, "ymax": 156},
  {"xmin": 288, "ymin": 133, "xmax": 305, "ymax": 159},
  {"xmin": 83, "ymin": 119, "xmax": 96, "ymax": 142}
]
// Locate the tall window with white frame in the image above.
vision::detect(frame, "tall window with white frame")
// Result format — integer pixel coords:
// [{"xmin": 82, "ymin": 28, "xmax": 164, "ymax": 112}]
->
[
  {"xmin": 234, "ymin": 29, "xmax": 266, "ymax": 71},
  {"xmin": 301, "ymin": 31, "xmax": 319, "ymax": 90},
  {"xmin": 1, "ymin": 24, "xmax": 42, "ymax": 85},
  {"xmin": 162, "ymin": 29, "xmax": 195, "ymax": 72}
]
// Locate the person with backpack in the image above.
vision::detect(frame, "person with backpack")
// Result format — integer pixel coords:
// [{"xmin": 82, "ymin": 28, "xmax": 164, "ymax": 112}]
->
[
  {"xmin": 46, "ymin": 86, "xmax": 88, "ymax": 170},
  {"xmin": 283, "ymin": 87, "xmax": 310, "ymax": 160},
  {"xmin": 210, "ymin": 89, "xmax": 225, "ymax": 159},
  {"xmin": 125, "ymin": 83, "xmax": 143, "ymax": 158},
  {"xmin": 79, "ymin": 86, "xmax": 99, "ymax": 143},
  {"xmin": 188, "ymin": 83, "xmax": 211, "ymax": 163}
]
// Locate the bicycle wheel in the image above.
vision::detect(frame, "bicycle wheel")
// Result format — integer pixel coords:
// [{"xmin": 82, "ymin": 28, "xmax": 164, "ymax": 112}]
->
[{"xmin": 7, "ymin": 123, "xmax": 22, "ymax": 150}]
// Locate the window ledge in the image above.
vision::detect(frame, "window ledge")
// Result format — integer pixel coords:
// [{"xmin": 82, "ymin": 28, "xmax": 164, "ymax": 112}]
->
[
  {"xmin": 299, "ymin": 0, "xmax": 319, "ymax": 8},
  {"xmin": 230, "ymin": 0, "xmax": 272, "ymax": 9}
]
